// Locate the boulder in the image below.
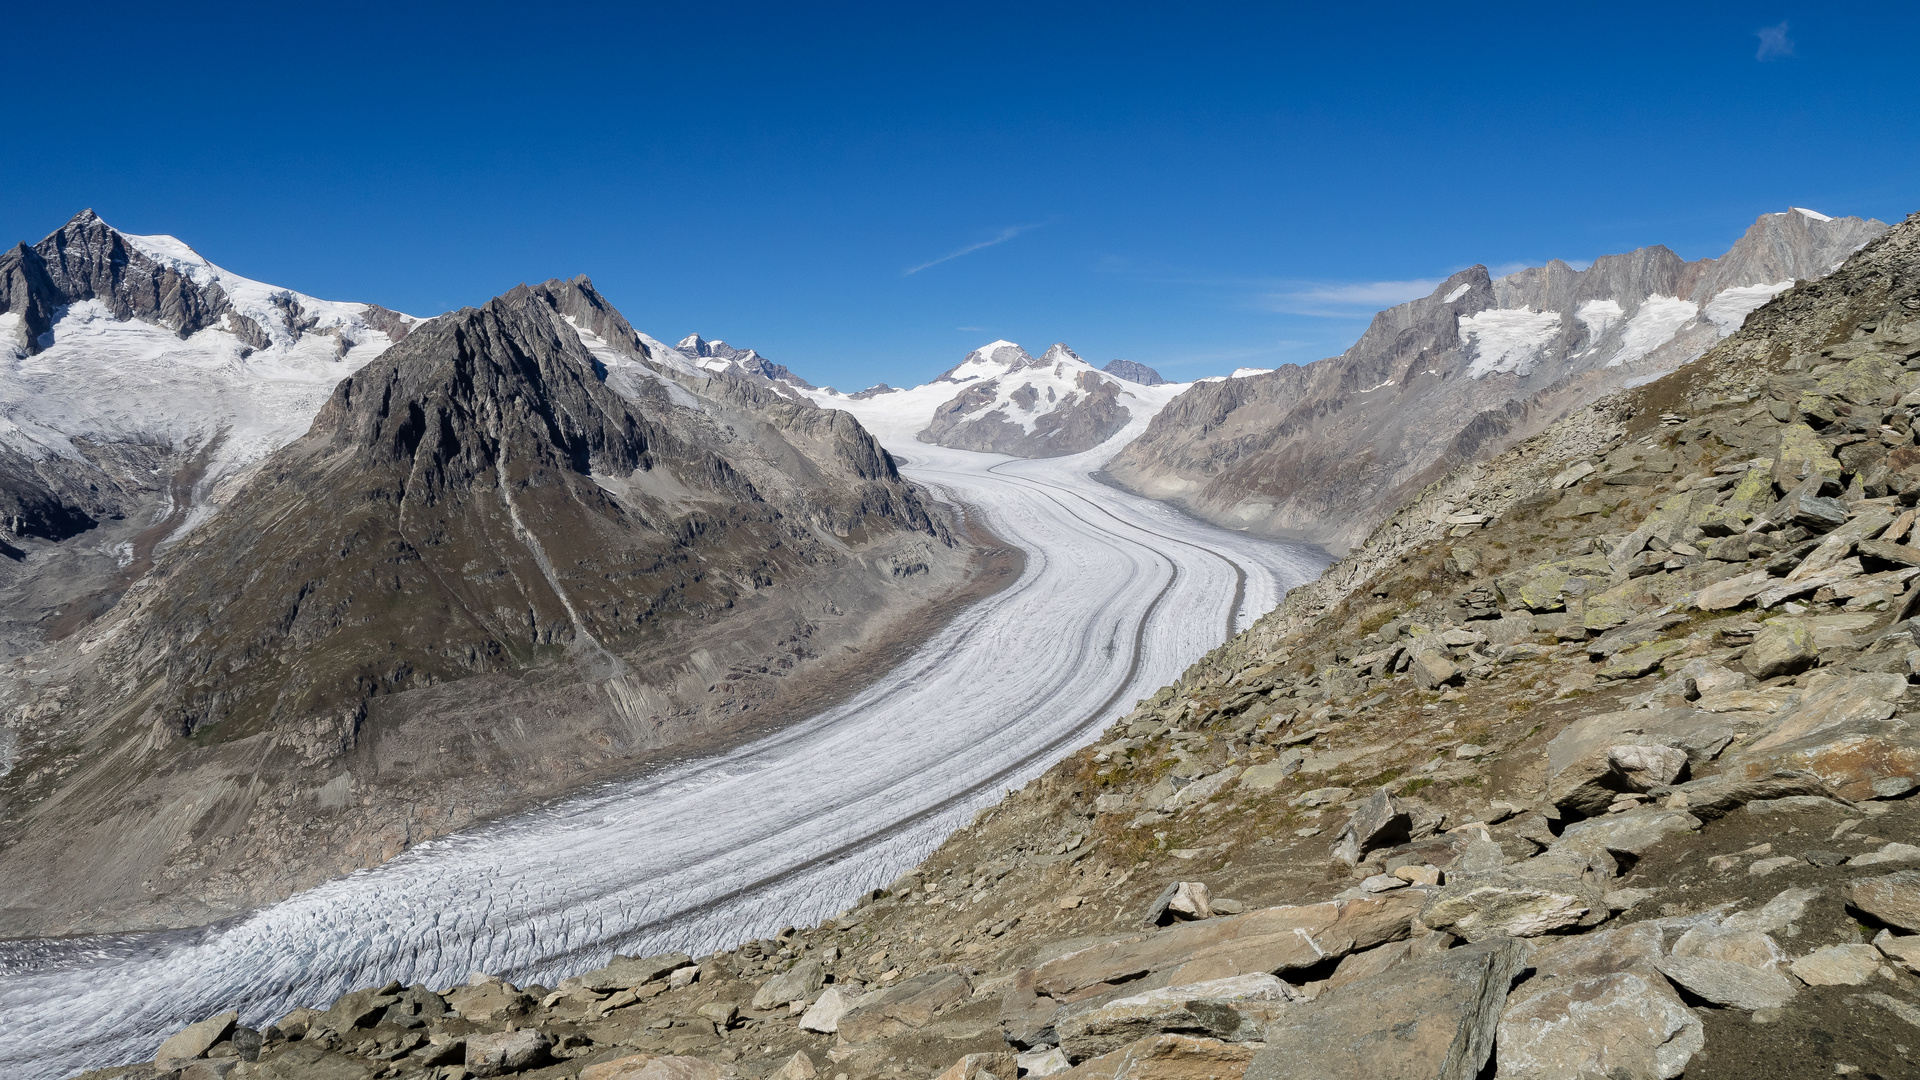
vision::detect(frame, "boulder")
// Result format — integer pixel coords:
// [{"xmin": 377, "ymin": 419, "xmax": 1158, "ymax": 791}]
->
[
  {"xmin": 1669, "ymin": 926, "xmax": 1789, "ymax": 971},
  {"xmin": 1545, "ymin": 708, "xmax": 1734, "ymax": 817},
  {"xmin": 155, "ymin": 1011, "xmax": 239, "ymax": 1069},
  {"xmin": 1771, "ymin": 422, "xmax": 1843, "ymax": 490},
  {"xmin": 1164, "ymin": 767, "xmax": 1241, "ymax": 811},
  {"xmin": 1030, "ymin": 895, "xmax": 1426, "ymax": 996},
  {"xmin": 752, "ymin": 959, "xmax": 826, "ymax": 1010},
  {"xmin": 1848, "ymin": 870, "xmax": 1920, "ymax": 932},
  {"xmin": 772, "ymin": 1051, "xmax": 818, "ymax": 1080},
  {"xmin": 1495, "ymin": 555, "xmax": 1615, "ymax": 614},
  {"xmin": 1247, "ymin": 937, "xmax": 1525, "ymax": 1080},
  {"xmin": 466, "ymin": 1029, "xmax": 551, "ymax": 1078},
  {"xmin": 1329, "ymin": 790, "xmax": 1413, "ymax": 867},
  {"xmin": 798, "ymin": 986, "xmax": 855, "ymax": 1033},
  {"xmin": 1723, "ymin": 887, "xmax": 1824, "ymax": 934},
  {"xmin": 1411, "ymin": 649, "xmax": 1462, "ymax": 690},
  {"xmin": 1496, "ymin": 971, "xmax": 1703, "ymax": 1080},
  {"xmin": 1065, "ymin": 1035, "xmax": 1257, "ymax": 1080},
  {"xmin": 836, "ymin": 971, "xmax": 972, "ymax": 1043},
  {"xmin": 1874, "ymin": 932, "xmax": 1920, "ymax": 973},
  {"xmin": 1853, "ymin": 842, "xmax": 1920, "ymax": 867},
  {"xmin": 1055, "ymin": 974, "xmax": 1296, "ymax": 1060},
  {"xmin": 1417, "ymin": 882, "xmax": 1592, "ymax": 941},
  {"xmin": 1018, "ymin": 1046, "xmax": 1072, "ymax": 1077},
  {"xmin": 1654, "ymin": 955, "xmax": 1797, "ymax": 1009},
  {"xmin": 1166, "ymin": 881, "xmax": 1214, "ymax": 921},
  {"xmin": 1790, "ymin": 944, "xmax": 1885, "ymax": 986},
  {"xmin": 1747, "ymin": 620, "xmax": 1819, "ymax": 678},
  {"xmin": 1552, "ymin": 807, "xmax": 1702, "ymax": 867},
  {"xmin": 578, "ymin": 952, "xmax": 695, "ymax": 993}
]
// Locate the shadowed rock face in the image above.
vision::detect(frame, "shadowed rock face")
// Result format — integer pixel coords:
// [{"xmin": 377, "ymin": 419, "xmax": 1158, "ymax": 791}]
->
[
  {"xmin": 1104, "ymin": 210, "xmax": 1889, "ymax": 551},
  {"xmin": 0, "ymin": 276, "xmax": 972, "ymax": 936}
]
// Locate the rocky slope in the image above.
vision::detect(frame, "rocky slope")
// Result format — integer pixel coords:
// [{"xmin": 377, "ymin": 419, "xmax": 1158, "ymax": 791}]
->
[
  {"xmin": 0, "ymin": 275, "xmax": 986, "ymax": 939},
  {"xmin": 93, "ymin": 210, "xmax": 1920, "ymax": 1080},
  {"xmin": 1105, "ymin": 208, "xmax": 1888, "ymax": 552}
]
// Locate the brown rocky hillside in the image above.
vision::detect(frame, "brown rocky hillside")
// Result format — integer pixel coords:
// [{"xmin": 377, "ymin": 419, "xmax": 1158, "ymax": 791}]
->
[{"xmin": 87, "ymin": 210, "xmax": 1920, "ymax": 1080}]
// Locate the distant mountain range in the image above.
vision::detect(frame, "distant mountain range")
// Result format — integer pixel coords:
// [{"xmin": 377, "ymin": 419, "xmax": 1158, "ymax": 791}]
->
[{"xmin": 1103, "ymin": 207, "xmax": 1888, "ymax": 549}]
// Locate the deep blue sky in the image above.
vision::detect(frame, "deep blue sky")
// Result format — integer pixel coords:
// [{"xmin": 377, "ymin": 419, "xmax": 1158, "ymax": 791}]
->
[{"xmin": 5, "ymin": 3, "xmax": 1917, "ymax": 389}]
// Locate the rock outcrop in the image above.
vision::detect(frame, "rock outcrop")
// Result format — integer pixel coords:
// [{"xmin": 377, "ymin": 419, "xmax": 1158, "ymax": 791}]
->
[{"xmin": 1104, "ymin": 208, "xmax": 1887, "ymax": 551}]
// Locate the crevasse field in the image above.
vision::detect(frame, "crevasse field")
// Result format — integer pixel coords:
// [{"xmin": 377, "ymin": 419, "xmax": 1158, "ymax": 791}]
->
[{"xmin": 0, "ymin": 400, "xmax": 1329, "ymax": 1080}]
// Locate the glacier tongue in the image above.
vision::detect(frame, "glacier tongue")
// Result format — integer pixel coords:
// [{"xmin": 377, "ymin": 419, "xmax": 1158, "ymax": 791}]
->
[{"xmin": 0, "ymin": 437, "xmax": 1329, "ymax": 1080}]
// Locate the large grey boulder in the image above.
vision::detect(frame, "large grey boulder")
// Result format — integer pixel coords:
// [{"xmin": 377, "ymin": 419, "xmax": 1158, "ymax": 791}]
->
[
  {"xmin": 1247, "ymin": 937, "xmax": 1525, "ymax": 1080},
  {"xmin": 466, "ymin": 1029, "xmax": 551, "ymax": 1078},
  {"xmin": 1496, "ymin": 970, "xmax": 1703, "ymax": 1079},
  {"xmin": 1747, "ymin": 619, "xmax": 1819, "ymax": 677},
  {"xmin": 1055, "ymin": 973, "xmax": 1296, "ymax": 1060},
  {"xmin": 1654, "ymin": 954, "xmax": 1797, "ymax": 1009},
  {"xmin": 752, "ymin": 959, "xmax": 827, "ymax": 1010},
  {"xmin": 155, "ymin": 1010, "xmax": 239, "ymax": 1069},
  {"xmin": 578, "ymin": 951, "xmax": 695, "ymax": 993}
]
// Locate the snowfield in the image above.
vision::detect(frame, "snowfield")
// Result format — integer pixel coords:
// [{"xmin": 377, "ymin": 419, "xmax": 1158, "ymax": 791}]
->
[{"xmin": 0, "ymin": 427, "xmax": 1329, "ymax": 1080}]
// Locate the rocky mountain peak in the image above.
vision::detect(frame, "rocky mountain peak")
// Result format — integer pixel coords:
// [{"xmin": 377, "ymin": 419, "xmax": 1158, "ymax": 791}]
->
[{"xmin": 1103, "ymin": 358, "xmax": 1167, "ymax": 385}]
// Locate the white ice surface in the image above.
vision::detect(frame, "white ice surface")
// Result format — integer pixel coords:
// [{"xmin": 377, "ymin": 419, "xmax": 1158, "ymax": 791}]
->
[
  {"xmin": 1228, "ymin": 367, "xmax": 1273, "ymax": 379},
  {"xmin": 1604, "ymin": 296, "xmax": 1698, "ymax": 368},
  {"xmin": 0, "ymin": 426, "xmax": 1328, "ymax": 1080},
  {"xmin": 1442, "ymin": 282, "xmax": 1471, "ymax": 304},
  {"xmin": 1703, "ymin": 281, "xmax": 1793, "ymax": 335},
  {"xmin": 1460, "ymin": 307, "xmax": 1562, "ymax": 378},
  {"xmin": 1574, "ymin": 298, "xmax": 1624, "ymax": 343},
  {"xmin": 1792, "ymin": 207, "xmax": 1834, "ymax": 222}
]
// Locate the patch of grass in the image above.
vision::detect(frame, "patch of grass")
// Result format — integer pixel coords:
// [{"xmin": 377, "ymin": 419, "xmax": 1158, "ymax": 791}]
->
[{"xmin": 1400, "ymin": 777, "xmax": 1435, "ymax": 796}]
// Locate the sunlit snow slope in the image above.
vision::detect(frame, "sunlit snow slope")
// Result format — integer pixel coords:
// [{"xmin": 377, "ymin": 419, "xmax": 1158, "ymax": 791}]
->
[{"xmin": 0, "ymin": 426, "xmax": 1329, "ymax": 1079}]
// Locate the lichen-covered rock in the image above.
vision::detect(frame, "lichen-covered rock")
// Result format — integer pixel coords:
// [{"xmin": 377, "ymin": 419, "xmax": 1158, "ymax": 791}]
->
[
  {"xmin": 1747, "ymin": 619, "xmax": 1819, "ymax": 677},
  {"xmin": 1771, "ymin": 422, "xmax": 1843, "ymax": 488}
]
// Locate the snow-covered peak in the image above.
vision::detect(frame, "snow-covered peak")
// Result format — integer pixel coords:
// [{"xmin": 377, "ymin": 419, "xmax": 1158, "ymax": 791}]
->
[
  {"xmin": 115, "ymin": 223, "xmax": 416, "ymax": 352},
  {"xmin": 1792, "ymin": 207, "xmax": 1835, "ymax": 222},
  {"xmin": 937, "ymin": 340, "xmax": 1032, "ymax": 383}
]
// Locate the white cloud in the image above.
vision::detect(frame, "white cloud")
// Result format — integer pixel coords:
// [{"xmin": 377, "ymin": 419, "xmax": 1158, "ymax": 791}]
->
[
  {"xmin": 1756, "ymin": 21, "xmax": 1794, "ymax": 60},
  {"xmin": 904, "ymin": 223, "xmax": 1046, "ymax": 276},
  {"xmin": 1263, "ymin": 278, "xmax": 1441, "ymax": 316}
]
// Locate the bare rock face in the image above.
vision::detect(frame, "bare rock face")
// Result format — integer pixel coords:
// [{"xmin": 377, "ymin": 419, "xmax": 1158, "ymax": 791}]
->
[
  {"xmin": 1103, "ymin": 359, "xmax": 1168, "ymax": 386},
  {"xmin": 919, "ymin": 343, "xmax": 1140, "ymax": 457},
  {"xmin": 1104, "ymin": 208, "xmax": 1887, "ymax": 551}
]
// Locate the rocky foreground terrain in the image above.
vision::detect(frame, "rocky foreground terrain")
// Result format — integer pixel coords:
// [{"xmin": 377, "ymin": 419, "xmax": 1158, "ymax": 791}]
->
[{"xmin": 78, "ymin": 211, "xmax": 1920, "ymax": 1080}]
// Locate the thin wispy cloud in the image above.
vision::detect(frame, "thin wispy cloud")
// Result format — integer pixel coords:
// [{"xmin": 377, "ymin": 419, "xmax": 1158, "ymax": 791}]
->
[
  {"xmin": 1262, "ymin": 279, "xmax": 1442, "ymax": 316},
  {"xmin": 904, "ymin": 223, "xmax": 1045, "ymax": 275},
  {"xmin": 1756, "ymin": 20, "xmax": 1794, "ymax": 60}
]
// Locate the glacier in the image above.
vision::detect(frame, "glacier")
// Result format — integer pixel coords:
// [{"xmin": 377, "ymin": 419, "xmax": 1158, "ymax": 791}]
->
[{"xmin": 0, "ymin": 432, "xmax": 1329, "ymax": 1080}]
